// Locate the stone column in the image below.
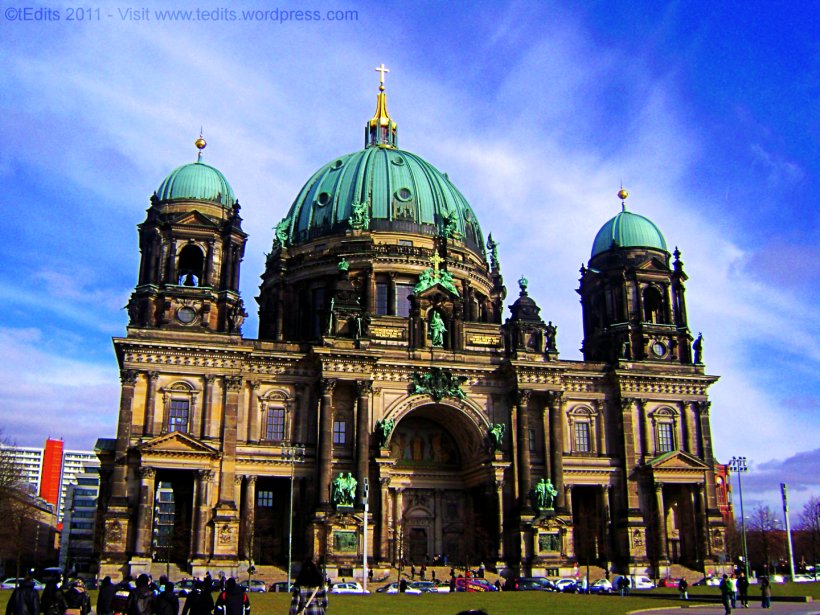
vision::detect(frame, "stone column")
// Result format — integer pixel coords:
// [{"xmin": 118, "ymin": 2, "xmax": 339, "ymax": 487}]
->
[
  {"xmin": 167, "ymin": 239, "xmax": 178, "ymax": 283},
  {"xmin": 593, "ymin": 400, "xmax": 606, "ymax": 455},
  {"xmin": 655, "ymin": 482, "xmax": 668, "ymax": 560},
  {"xmin": 395, "ymin": 488, "xmax": 405, "ymax": 564},
  {"xmin": 564, "ymin": 484, "xmax": 573, "ymax": 518},
  {"xmin": 193, "ymin": 470, "xmax": 214, "ymax": 557},
  {"xmin": 540, "ymin": 402, "xmax": 551, "ymax": 480},
  {"xmin": 434, "ymin": 489, "xmax": 443, "ymax": 555},
  {"xmin": 204, "ymin": 240, "xmax": 214, "ymax": 287},
  {"xmin": 379, "ymin": 477, "xmax": 391, "ymax": 561},
  {"xmin": 317, "ymin": 378, "xmax": 337, "ymax": 507},
  {"xmin": 356, "ymin": 380, "xmax": 372, "ymax": 505},
  {"xmin": 696, "ymin": 482, "xmax": 710, "ymax": 558},
  {"xmin": 516, "ymin": 390, "xmax": 533, "ymax": 508},
  {"xmin": 243, "ymin": 476, "xmax": 257, "ymax": 560},
  {"xmin": 388, "ymin": 273, "xmax": 396, "ymax": 315},
  {"xmin": 201, "ymin": 375, "xmax": 214, "ymax": 439},
  {"xmin": 600, "ymin": 485, "xmax": 611, "ymax": 562},
  {"xmin": 367, "ymin": 268, "xmax": 376, "ymax": 314},
  {"xmin": 639, "ymin": 399, "xmax": 651, "ymax": 461},
  {"xmin": 547, "ymin": 392, "xmax": 565, "ymax": 508},
  {"xmin": 248, "ymin": 381, "xmax": 260, "ymax": 443},
  {"xmin": 217, "ymin": 376, "xmax": 242, "ymax": 506},
  {"xmin": 134, "ymin": 467, "xmax": 156, "ymax": 556},
  {"xmin": 495, "ymin": 479, "xmax": 505, "ymax": 560},
  {"xmin": 620, "ymin": 398, "xmax": 641, "ymax": 511},
  {"xmin": 112, "ymin": 370, "xmax": 138, "ymax": 500},
  {"xmin": 143, "ymin": 371, "xmax": 159, "ymax": 436}
]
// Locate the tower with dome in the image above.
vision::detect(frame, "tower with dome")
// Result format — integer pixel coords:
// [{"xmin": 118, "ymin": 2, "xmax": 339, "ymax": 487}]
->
[{"xmin": 97, "ymin": 69, "xmax": 727, "ymax": 582}]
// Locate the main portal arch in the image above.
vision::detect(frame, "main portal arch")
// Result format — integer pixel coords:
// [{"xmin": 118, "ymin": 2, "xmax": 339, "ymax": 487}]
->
[{"xmin": 379, "ymin": 401, "xmax": 499, "ymax": 567}]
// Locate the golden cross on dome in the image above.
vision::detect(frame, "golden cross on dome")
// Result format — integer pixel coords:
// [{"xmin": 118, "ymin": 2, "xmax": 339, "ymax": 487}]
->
[
  {"xmin": 375, "ymin": 63, "xmax": 390, "ymax": 90},
  {"xmin": 429, "ymin": 251, "xmax": 444, "ymax": 274}
]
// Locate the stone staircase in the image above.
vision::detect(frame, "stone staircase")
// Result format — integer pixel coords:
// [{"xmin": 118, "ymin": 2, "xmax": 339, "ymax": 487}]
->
[{"xmin": 663, "ymin": 563, "xmax": 707, "ymax": 584}]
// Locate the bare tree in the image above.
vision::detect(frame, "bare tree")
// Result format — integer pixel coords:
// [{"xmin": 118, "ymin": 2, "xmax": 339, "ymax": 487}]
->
[
  {"xmin": 0, "ymin": 430, "xmax": 27, "ymax": 577},
  {"xmin": 746, "ymin": 505, "xmax": 786, "ymax": 575},
  {"xmin": 797, "ymin": 496, "xmax": 820, "ymax": 569}
]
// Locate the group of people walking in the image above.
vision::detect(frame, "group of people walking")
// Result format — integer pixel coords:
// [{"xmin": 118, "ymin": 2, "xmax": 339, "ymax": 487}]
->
[{"xmin": 719, "ymin": 571, "xmax": 772, "ymax": 613}]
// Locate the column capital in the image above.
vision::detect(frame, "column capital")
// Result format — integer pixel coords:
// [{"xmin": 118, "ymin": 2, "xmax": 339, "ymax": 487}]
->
[
  {"xmin": 356, "ymin": 379, "xmax": 373, "ymax": 397},
  {"xmin": 197, "ymin": 469, "xmax": 216, "ymax": 482},
  {"xmin": 139, "ymin": 466, "xmax": 155, "ymax": 480},
  {"xmin": 248, "ymin": 380, "xmax": 261, "ymax": 391},
  {"xmin": 120, "ymin": 369, "xmax": 139, "ymax": 386},
  {"xmin": 245, "ymin": 475, "xmax": 257, "ymax": 486},
  {"xmin": 655, "ymin": 481, "xmax": 664, "ymax": 492},
  {"xmin": 696, "ymin": 400, "xmax": 711, "ymax": 415},
  {"xmin": 515, "ymin": 389, "xmax": 533, "ymax": 406},
  {"xmin": 146, "ymin": 370, "xmax": 160, "ymax": 382},
  {"xmin": 234, "ymin": 475, "xmax": 244, "ymax": 486},
  {"xmin": 225, "ymin": 375, "xmax": 244, "ymax": 392},
  {"xmin": 379, "ymin": 476, "xmax": 391, "ymax": 488},
  {"xmin": 545, "ymin": 390, "xmax": 564, "ymax": 409},
  {"xmin": 320, "ymin": 378, "xmax": 337, "ymax": 395},
  {"xmin": 204, "ymin": 374, "xmax": 216, "ymax": 385},
  {"xmin": 495, "ymin": 480, "xmax": 505, "ymax": 492}
]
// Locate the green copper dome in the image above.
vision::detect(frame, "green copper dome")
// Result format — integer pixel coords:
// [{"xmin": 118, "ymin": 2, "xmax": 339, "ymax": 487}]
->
[
  {"xmin": 156, "ymin": 161, "xmax": 236, "ymax": 208},
  {"xmin": 277, "ymin": 147, "xmax": 485, "ymax": 255},
  {"xmin": 591, "ymin": 208, "xmax": 667, "ymax": 258}
]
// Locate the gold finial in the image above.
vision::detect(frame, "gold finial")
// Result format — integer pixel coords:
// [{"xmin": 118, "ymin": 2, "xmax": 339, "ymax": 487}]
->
[
  {"xmin": 195, "ymin": 129, "xmax": 207, "ymax": 162},
  {"xmin": 617, "ymin": 185, "xmax": 628, "ymax": 210},
  {"xmin": 429, "ymin": 251, "xmax": 444, "ymax": 274},
  {"xmin": 375, "ymin": 63, "xmax": 389, "ymax": 91}
]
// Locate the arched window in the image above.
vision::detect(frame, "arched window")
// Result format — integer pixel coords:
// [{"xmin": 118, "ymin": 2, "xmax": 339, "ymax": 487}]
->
[
  {"xmin": 650, "ymin": 406, "xmax": 678, "ymax": 454},
  {"xmin": 161, "ymin": 381, "xmax": 198, "ymax": 435},
  {"xmin": 177, "ymin": 244, "xmax": 205, "ymax": 286},
  {"xmin": 568, "ymin": 405, "xmax": 598, "ymax": 455}
]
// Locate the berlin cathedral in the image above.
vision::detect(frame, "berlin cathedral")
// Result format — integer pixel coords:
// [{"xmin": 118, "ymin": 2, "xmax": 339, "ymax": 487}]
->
[{"xmin": 97, "ymin": 68, "xmax": 727, "ymax": 581}]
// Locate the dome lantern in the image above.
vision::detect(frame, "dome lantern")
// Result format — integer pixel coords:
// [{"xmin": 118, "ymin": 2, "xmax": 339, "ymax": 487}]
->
[{"xmin": 365, "ymin": 63, "xmax": 397, "ymax": 149}]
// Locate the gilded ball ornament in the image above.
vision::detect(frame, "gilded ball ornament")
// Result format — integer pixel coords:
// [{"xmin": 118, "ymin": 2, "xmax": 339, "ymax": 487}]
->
[
  {"xmin": 617, "ymin": 187, "xmax": 629, "ymax": 201},
  {"xmin": 195, "ymin": 136, "xmax": 207, "ymax": 150}
]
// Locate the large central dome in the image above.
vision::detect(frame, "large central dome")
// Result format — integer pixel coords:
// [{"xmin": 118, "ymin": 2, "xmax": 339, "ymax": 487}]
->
[
  {"xmin": 273, "ymin": 79, "xmax": 485, "ymax": 258},
  {"xmin": 279, "ymin": 146, "xmax": 485, "ymax": 255}
]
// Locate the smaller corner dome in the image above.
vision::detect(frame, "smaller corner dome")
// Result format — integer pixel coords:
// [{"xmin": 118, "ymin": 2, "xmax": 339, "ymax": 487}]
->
[
  {"xmin": 591, "ymin": 209, "xmax": 667, "ymax": 258},
  {"xmin": 156, "ymin": 161, "xmax": 237, "ymax": 208}
]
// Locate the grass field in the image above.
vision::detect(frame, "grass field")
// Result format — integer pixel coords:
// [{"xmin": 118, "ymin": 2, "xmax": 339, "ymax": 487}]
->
[{"xmin": 1, "ymin": 583, "xmax": 818, "ymax": 615}]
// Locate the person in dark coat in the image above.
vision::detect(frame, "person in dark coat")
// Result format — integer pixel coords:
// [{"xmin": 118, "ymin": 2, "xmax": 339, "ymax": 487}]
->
[
  {"xmin": 288, "ymin": 561, "xmax": 327, "ymax": 615},
  {"xmin": 6, "ymin": 577, "xmax": 40, "ymax": 615},
  {"xmin": 126, "ymin": 575, "xmax": 154, "ymax": 615},
  {"xmin": 214, "ymin": 579, "xmax": 249, "ymax": 615},
  {"xmin": 41, "ymin": 581, "xmax": 67, "ymax": 615},
  {"xmin": 154, "ymin": 582, "xmax": 179, "ymax": 615},
  {"xmin": 719, "ymin": 574, "xmax": 733, "ymax": 615},
  {"xmin": 760, "ymin": 576, "xmax": 771, "ymax": 608},
  {"xmin": 181, "ymin": 581, "xmax": 214, "ymax": 615},
  {"xmin": 96, "ymin": 577, "xmax": 116, "ymax": 615},
  {"xmin": 64, "ymin": 580, "xmax": 91, "ymax": 615},
  {"xmin": 737, "ymin": 572, "xmax": 749, "ymax": 608}
]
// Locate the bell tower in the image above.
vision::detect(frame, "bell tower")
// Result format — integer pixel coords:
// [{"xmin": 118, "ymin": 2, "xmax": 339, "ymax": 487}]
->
[
  {"xmin": 579, "ymin": 188, "xmax": 693, "ymax": 364},
  {"xmin": 126, "ymin": 136, "xmax": 248, "ymax": 334}
]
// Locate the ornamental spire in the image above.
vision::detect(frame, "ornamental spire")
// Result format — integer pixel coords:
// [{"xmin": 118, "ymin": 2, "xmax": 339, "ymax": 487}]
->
[{"xmin": 365, "ymin": 63, "xmax": 398, "ymax": 149}]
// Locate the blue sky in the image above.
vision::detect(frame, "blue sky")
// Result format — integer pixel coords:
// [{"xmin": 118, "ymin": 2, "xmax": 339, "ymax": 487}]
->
[{"xmin": 1, "ymin": 0, "xmax": 817, "ymax": 515}]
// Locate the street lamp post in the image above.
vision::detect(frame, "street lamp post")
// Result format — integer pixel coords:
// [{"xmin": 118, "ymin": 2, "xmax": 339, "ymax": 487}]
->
[
  {"xmin": 283, "ymin": 443, "xmax": 306, "ymax": 591},
  {"xmin": 362, "ymin": 478, "xmax": 369, "ymax": 593},
  {"xmin": 729, "ymin": 456, "xmax": 750, "ymax": 578},
  {"xmin": 780, "ymin": 483, "xmax": 796, "ymax": 581}
]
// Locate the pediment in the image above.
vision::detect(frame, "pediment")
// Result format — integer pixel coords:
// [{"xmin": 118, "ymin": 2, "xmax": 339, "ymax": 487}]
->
[
  {"xmin": 648, "ymin": 450, "xmax": 709, "ymax": 471},
  {"xmin": 169, "ymin": 210, "xmax": 219, "ymax": 228},
  {"xmin": 636, "ymin": 257, "xmax": 669, "ymax": 272},
  {"xmin": 136, "ymin": 432, "xmax": 220, "ymax": 458},
  {"xmin": 415, "ymin": 284, "xmax": 458, "ymax": 301}
]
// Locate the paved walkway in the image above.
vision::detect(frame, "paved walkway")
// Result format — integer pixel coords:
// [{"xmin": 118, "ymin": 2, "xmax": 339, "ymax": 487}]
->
[{"xmin": 631, "ymin": 602, "xmax": 820, "ymax": 615}]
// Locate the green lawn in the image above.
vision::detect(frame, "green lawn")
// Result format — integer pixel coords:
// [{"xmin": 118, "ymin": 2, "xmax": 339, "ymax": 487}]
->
[{"xmin": 1, "ymin": 584, "xmax": 817, "ymax": 615}]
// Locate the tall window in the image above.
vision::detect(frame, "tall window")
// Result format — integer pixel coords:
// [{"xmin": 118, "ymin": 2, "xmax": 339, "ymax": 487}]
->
[
  {"xmin": 396, "ymin": 283, "xmax": 414, "ymax": 317},
  {"xmin": 168, "ymin": 399, "xmax": 189, "ymax": 433},
  {"xmin": 528, "ymin": 428, "xmax": 536, "ymax": 452},
  {"xmin": 333, "ymin": 421, "xmax": 347, "ymax": 445},
  {"xmin": 657, "ymin": 423, "xmax": 675, "ymax": 453},
  {"xmin": 264, "ymin": 408, "xmax": 285, "ymax": 441},
  {"xmin": 574, "ymin": 422, "xmax": 591, "ymax": 453},
  {"xmin": 376, "ymin": 283, "xmax": 389, "ymax": 315},
  {"xmin": 257, "ymin": 490, "xmax": 274, "ymax": 508}
]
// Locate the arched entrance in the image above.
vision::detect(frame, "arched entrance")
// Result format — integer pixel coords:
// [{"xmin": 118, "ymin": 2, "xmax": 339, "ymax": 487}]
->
[{"xmin": 383, "ymin": 403, "xmax": 497, "ymax": 567}]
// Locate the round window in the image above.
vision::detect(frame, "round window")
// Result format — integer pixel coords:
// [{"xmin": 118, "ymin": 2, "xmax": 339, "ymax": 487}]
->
[
  {"xmin": 391, "ymin": 155, "xmax": 405, "ymax": 166},
  {"xmin": 395, "ymin": 187, "xmax": 413, "ymax": 202},
  {"xmin": 317, "ymin": 192, "xmax": 331, "ymax": 207},
  {"xmin": 332, "ymin": 159, "xmax": 344, "ymax": 170},
  {"xmin": 177, "ymin": 306, "xmax": 197, "ymax": 324}
]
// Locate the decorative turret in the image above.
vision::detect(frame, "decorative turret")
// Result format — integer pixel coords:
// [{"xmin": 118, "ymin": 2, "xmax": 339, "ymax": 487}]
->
[
  {"xmin": 365, "ymin": 63, "xmax": 397, "ymax": 149},
  {"xmin": 579, "ymin": 188, "xmax": 693, "ymax": 363},
  {"xmin": 127, "ymin": 136, "xmax": 248, "ymax": 335},
  {"xmin": 503, "ymin": 276, "xmax": 557, "ymax": 358}
]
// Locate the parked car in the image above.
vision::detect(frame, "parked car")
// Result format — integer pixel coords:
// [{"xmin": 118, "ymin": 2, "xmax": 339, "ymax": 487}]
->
[
  {"xmin": 239, "ymin": 579, "xmax": 268, "ymax": 593},
  {"xmin": 588, "ymin": 579, "xmax": 613, "ymax": 594},
  {"xmin": 793, "ymin": 574, "xmax": 814, "ymax": 583},
  {"xmin": 553, "ymin": 578, "xmax": 579, "ymax": 593},
  {"xmin": 631, "ymin": 576, "xmax": 656, "ymax": 590},
  {"xmin": 408, "ymin": 581, "xmax": 439, "ymax": 593},
  {"xmin": 269, "ymin": 581, "xmax": 292, "ymax": 593},
  {"xmin": 376, "ymin": 582, "xmax": 421, "ymax": 594},
  {"xmin": 452, "ymin": 577, "xmax": 498, "ymax": 592},
  {"xmin": 174, "ymin": 579, "xmax": 196, "ymax": 596},
  {"xmin": 693, "ymin": 575, "xmax": 722, "ymax": 586},
  {"xmin": 330, "ymin": 581, "xmax": 369, "ymax": 594},
  {"xmin": 510, "ymin": 577, "xmax": 555, "ymax": 591},
  {"xmin": 1, "ymin": 578, "xmax": 45, "ymax": 591},
  {"xmin": 657, "ymin": 577, "xmax": 682, "ymax": 588}
]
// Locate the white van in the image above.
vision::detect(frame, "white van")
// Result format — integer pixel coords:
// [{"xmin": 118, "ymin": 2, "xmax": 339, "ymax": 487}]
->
[{"xmin": 631, "ymin": 576, "xmax": 656, "ymax": 590}]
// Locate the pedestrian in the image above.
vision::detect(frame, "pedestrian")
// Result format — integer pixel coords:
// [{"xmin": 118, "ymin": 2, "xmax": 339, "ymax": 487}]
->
[
  {"xmin": 41, "ymin": 581, "xmax": 67, "ymax": 615},
  {"xmin": 96, "ymin": 577, "xmax": 116, "ymax": 615},
  {"xmin": 678, "ymin": 577, "xmax": 688, "ymax": 600},
  {"xmin": 215, "ymin": 579, "xmax": 249, "ymax": 615},
  {"xmin": 126, "ymin": 574, "xmax": 154, "ymax": 615},
  {"xmin": 719, "ymin": 574, "xmax": 733, "ymax": 615},
  {"xmin": 367, "ymin": 568, "xmax": 373, "ymax": 583},
  {"xmin": 7, "ymin": 576, "xmax": 40, "ymax": 615},
  {"xmin": 64, "ymin": 580, "xmax": 91, "ymax": 615},
  {"xmin": 760, "ymin": 576, "xmax": 771, "ymax": 609},
  {"xmin": 181, "ymin": 581, "xmax": 214, "ymax": 615},
  {"xmin": 154, "ymin": 582, "xmax": 179, "ymax": 615},
  {"xmin": 729, "ymin": 573, "xmax": 738, "ymax": 609},
  {"xmin": 410, "ymin": 565, "xmax": 415, "ymax": 580},
  {"xmin": 737, "ymin": 572, "xmax": 749, "ymax": 608},
  {"xmin": 289, "ymin": 560, "xmax": 327, "ymax": 615},
  {"xmin": 398, "ymin": 578, "xmax": 407, "ymax": 593}
]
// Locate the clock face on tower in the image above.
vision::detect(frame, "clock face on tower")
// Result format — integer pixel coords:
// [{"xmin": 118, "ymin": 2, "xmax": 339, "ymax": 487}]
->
[
  {"xmin": 652, "ymin": 341, "xmax": 666, "ymax": 357},
  {"xmin": 177, "ymin": 306, "xmax": 197, "ymax": 324}
]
